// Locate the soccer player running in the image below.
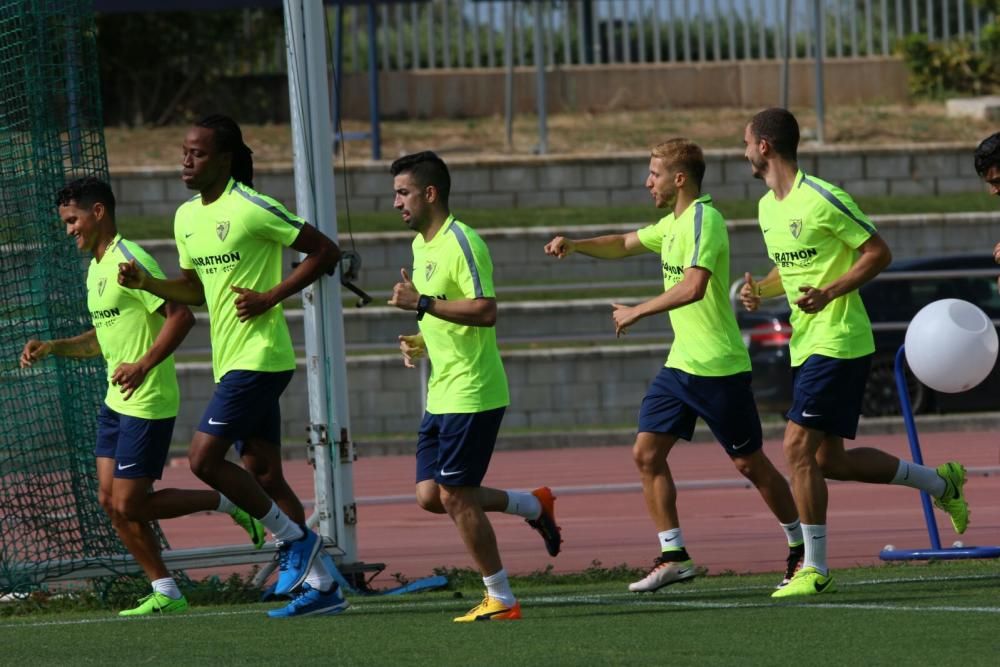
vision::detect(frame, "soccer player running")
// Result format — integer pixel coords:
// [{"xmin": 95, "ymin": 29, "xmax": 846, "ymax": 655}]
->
[
  {"xmin": 740, "ymin": 108, "xmax": 969, "ymax": 598},
  {"xmin": 118, "ymin": 115, "xmax": 345, "ymax": 618},
  {"xmin": 978, "ymin": 133, "xmax": 1000, "ymax": 290},
  {"xmin": 20, "ymin": 177, "xmax": 264, "ymax": 616},
  {"xmin": 388, "ymin": 151, "xmax": 561, "ymax": 622},
  {"xmin": 544, "ymin": 139, "xmax": 803, "ymax": 592}
]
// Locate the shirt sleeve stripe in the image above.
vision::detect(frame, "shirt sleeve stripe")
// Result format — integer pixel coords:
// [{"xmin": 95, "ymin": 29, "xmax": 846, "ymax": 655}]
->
[
  {"xmin": 689, "ymin": 202, "xmax": 704, "ymax": 266},
  {"xmin": 233, "ymin": 185, "xmax": 304, "ymax": 229},
  {"xmin": 448, "ymin": 225, "xmax": 485, "ymax": 298},
  {"xmin": 800, "ymin": 175, "xmax": 876, "ymax": 235},
  {"xmin": 116, "ymin": 240, "xmax": 153, "ymax": 276}
]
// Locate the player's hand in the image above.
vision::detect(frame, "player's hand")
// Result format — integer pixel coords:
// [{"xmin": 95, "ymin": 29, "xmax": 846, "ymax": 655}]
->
[
  {"xmin": 388, "ymin": 268, "xmax": 419, "ymax": 311},
  {"xmin": 20, "ymin": 339, "xmax": 52, "ymax": 368},
  {"xmin": 117, "ymin": 259, "xmax": 147, "ymax": 290},
  {"xmin": 543, "ymin": 236, "xmax": 575, "ymax": 259},
  {"xmin": 993, "ymin": 241, "xmax": 1000, "ymax": 264},
  {"xmin": 230, "ymin": 285, "xmax": 275, "ymax": 321},
  {"xmin": 398, "ymin": 333, "xmax": 425, "ymax": 368},
  {"xmin": 611, "ymin": 303, "xmax": 640, "ymax": 338},
  {"xmin": 739, "ymin": 272, "xmax": 761, "ymax": 312},
  {"xmin": 111, "ymin": 361, "xmax": 149, "ymax": 401},
  {"xmin": 794, "ymin": 284, "xmax": 831, "ymax": 314}
]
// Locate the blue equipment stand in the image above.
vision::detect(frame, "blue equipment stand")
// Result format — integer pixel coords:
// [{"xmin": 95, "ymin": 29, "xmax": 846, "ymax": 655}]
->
[{"xmin": 878, "ymin": 345, "xmax": 1000, "ymax": 561}]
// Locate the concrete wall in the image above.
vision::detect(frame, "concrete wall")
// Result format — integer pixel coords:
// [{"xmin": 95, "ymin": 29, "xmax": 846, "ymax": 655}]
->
[
  {"xmin": 336, "ymin": 57, "xmax": 908, "ymax": 119},
  {"xmin": 112, "ymin": 142, "xmax": 984, "ymax": 218}
]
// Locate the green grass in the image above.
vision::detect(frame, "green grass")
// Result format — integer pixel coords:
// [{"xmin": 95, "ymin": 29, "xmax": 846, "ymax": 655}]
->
[
  {"xmin": 2, "ymin": 561, "xmax": 998, "ymax": 664},
  {"xmin": 118, "ymin": 192, "xmax": 1000, "ymax": 239}
]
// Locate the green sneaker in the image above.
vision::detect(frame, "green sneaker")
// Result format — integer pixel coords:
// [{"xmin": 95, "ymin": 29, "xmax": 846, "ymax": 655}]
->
[
  {"xmin": 933, "ymin": 461, "xmax": 969, "ymax": 534},
  {"xmin": 230, "ymin": 507, "xmax": 267, "ymax": 549},
  {"xmin": 119, "ymin": 592, "xmax": 189, "ymax": 616},
  {"xmin": 770, "ymin": 566, "xmax": 835, "ymax": 599}
]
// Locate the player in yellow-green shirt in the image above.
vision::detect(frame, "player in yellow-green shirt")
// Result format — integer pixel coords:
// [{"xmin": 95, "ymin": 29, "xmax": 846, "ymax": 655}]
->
[
  {"xmin": 544, "ymin": 139, "xmax": 801, "ymax": 594},
  {"xmin": 740, "ymin": 108, "xmax": 969, "ymax": 598},
  {"xmin": 387, "ymin": 151, "xmax": 561, "ymax": 623},
  {"xmin": 19, "ymin": 177, "xmax": 263, "ymax": 617},
  {"xmin": 118, "ymin": 116, "xmax": 346, "ymax": 618}
]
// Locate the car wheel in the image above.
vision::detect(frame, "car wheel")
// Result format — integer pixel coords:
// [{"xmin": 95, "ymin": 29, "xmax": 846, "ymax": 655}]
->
[{"xmin": 862, "ymin": 355, "xmax": 930, "ymax": 417}]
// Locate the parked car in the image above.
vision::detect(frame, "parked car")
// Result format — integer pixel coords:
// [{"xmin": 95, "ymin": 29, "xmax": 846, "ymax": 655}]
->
[{"xmin": 738, "ymin": 254, "xmax": 1000, "ymax": 417}]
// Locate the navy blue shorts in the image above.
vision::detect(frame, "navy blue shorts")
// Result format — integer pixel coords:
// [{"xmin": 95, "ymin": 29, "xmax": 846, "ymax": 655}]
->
[
  {"xmin": 95, "ymin": 404, "xmax": 175, "ymax": 479},
  {"xmin": 198, "ymin": 369, "xmax": 294, "ymax": 454},
  {"xmin": 415, "ymin": 407, "xmax": 506, "ymax": 487},
  {"xmin": 637, "ymin": 367, "xmax": 763, "ymax": 458},
  {"xmin": 787, "ymin": 354, "xmax": 872, "ymax": 439}
]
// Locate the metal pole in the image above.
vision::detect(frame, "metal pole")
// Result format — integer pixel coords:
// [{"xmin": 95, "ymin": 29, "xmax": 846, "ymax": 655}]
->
[
  {"xmin": 780, "ymin": 0, "xmax": 791, "ymax": 108},
  {"xmin": 282, "ymin": 0, "xmax": 357, "ymax": 562},
  {"xmin": 366, "ymin": 1, "xmax": 381, "ymax": 160},
  {"xmin": 504, "ymin": 2, "xmax": 514, "ymax": 150},
  {"xmin": 533, "ymin": 0, "xmax": 547, "ymax": 154},
  {"xmin": 814, "ymin": 0, "xmax": 825, "ymax": 144}
]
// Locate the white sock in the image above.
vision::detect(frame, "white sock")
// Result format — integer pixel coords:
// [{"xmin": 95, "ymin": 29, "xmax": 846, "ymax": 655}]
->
[
  {"xmin": 780, "ymin": 519, "xmax": 804, "ymax": 547},
  {"xmin": 216, "ymin": 493, "xmax": 236, "ymax": 515},
  {"xmin": 260, "ymin": 502, "xmax": 304, "ymax": 542},
  {"xmin": 891, "ymin": 460, "xmax": 947, "ymax": 498},
  {"xmin": 305, "ymin": 556, "xmax": 335, "ymax": 592},
  {"xmin": 802, "ymin": 523, "xmax": 828, "ymax": 574},
  {"xmin": 504, "ymin": 491, "xmax": 542, "ymax": 520},
  {"xmin": 483, "ymin": 568, "xmax": 516, "ymax": 607},
  {"xmin": 151, "ymin": 577, "xmax": 182, "ymax": 600},
  {"xmin": 658, "ymin": 528, "xmax": 684, "ymax": 552}
]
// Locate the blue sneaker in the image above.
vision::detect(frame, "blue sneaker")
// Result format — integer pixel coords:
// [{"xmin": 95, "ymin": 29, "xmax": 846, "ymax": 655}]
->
[
  {"xmin": 274, "ymin": 529, "xmax": 322, "ymax": 596},
  {"xmin": 267, "ymin": 583, "xmax": 349, "ymax": 618}
]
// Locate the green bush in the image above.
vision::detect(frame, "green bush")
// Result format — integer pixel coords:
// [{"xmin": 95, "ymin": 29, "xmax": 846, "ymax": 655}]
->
[{"xmin": 900, "ymin": 20, "xmax": 1000, "ymax": 99}]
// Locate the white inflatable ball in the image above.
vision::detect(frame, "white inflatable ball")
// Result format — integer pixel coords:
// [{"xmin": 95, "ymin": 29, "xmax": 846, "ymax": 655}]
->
[{"xmin": 905, "ymin": 299, "xmax": 998, "ymax": 393}]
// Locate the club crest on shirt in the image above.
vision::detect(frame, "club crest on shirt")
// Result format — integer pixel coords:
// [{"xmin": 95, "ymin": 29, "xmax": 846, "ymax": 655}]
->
[
  {"xmin": 97, "ymin": 277, "xmax": 107, "ymax": 296},
  {"xmin": 789, "ymin": 219, "xmax": 803, "ymax": 239},
  {"xmin": 216, "ymin": 220, "xmax": 231, "ymax": 241},
  {"xmin": 425, "ymin": 261, "xmax": 437, "ymax": 282}
]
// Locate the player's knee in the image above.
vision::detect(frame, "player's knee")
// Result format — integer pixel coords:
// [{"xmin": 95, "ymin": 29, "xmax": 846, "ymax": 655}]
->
[
  {"xmin": 733, "ymin": 458, "xmax": 755, "ymax": 479},
  {"xmin": 632, "ymin": 442, "xmax": 661, "ymax": 474},
  {"xmin": 188, "ymin": 449, "xmax": 218, "ymax": 482},
  {"xmin": 415, "ymin": 487, "xmax": 444, "ymax": 513},
  {"xmin": 112, "ymin": 496, "xmax": 146, "ymax": 523},
  {"xmin": 439, "ymin": 487, "xmax": 474, "ymax": 515},
  {"xmin": 253, "ymin": 469, "xmax": 286, "ymax": 496},
  {"xmin": 97, "ymin": 489, "xmax": 115, "ymax": 517}
]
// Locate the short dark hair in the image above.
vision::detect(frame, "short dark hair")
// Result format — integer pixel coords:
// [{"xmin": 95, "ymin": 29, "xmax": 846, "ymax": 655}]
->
[
  {"xmin": 196, "ymin": 114, "xmax": 254, "ymax": 188},
  {"xmin": 390, "ymin": 151, "xmax": 451, "ymax": 204},
  {"xmin": 56, "ymin": 176, "xmax": 116, "ymax": 219},
  {"xmin": 749, "ymin": 107, "xmax": 800, "ymax": 162},
  {"xmin": 974, "ymin": 132, "xmax": 1000, "ymax": 177}
]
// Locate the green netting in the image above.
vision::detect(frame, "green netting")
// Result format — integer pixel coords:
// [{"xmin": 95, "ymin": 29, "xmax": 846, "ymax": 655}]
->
[{"xmin": 0, "ymin": 0, "xmax": 129, "ymax": 594}]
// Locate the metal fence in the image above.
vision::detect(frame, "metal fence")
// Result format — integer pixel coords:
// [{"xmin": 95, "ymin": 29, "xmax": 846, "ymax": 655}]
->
[{"xmin": 323, "ymin": 0, "xmax": 996, "ymax": 72}]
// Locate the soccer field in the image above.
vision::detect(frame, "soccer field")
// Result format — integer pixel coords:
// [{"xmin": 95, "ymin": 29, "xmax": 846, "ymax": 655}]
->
[{"xmin": 3, "ymin": 562, "xmax": 998, "ymax": 665}]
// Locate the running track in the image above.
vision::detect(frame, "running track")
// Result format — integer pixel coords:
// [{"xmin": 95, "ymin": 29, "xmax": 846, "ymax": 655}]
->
[{"xmin": 158, "ymin": 431, "xmax": 1000, "ymax": 587}]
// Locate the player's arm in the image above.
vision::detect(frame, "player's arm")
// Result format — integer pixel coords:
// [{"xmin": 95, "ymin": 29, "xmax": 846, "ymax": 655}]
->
[
  {"xmin": 389, "ymin": 268, "xmax": 498, "ymax": 327},
  {"xmin": 231, "ymin": 224, "xmax": 341, "ymax": 322},
  {"xmin": 740, "ymin": 266, "xmax": 783, "ymax": 312},
  {"xmin": 794, "ymin": 234, "xmax": 891, "ymax": 314},
  {"xmin": 20, "ymin": 329, "xmax": 100, "ymax": 368},
  {"xmin": 119, "ymin": 262, "xmax": 206, "ymax": 306},
  {"xmin": 611, "ymin": 267, "xmax": 710, "ymax": 337},
  {"xmin": 110, "ymin": 301, "xmax": 195, "ymax": 400},
  {"xmin": 544, "ymin": 231, "xmax": 647, "ymax": 260}
]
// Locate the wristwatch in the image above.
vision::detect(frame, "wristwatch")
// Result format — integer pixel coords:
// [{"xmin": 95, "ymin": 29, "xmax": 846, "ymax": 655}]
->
[{"xmin": 416, "ymin": 294, "xmax": 433, "ymax": 321}]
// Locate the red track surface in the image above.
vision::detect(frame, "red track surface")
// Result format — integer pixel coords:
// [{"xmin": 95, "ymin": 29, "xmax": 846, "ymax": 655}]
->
[{"xmin": 159, "ymin": 431, "xmax": 1000, "ymax": 586}]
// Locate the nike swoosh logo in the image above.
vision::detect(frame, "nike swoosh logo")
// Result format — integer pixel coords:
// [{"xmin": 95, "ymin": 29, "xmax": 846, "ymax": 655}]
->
[
  {"xmin": 731, "ymin": 438, "xmax": 751, "ymax": 450},
  {"xmin": 811, "ymin": 535, "xmax": 826, "ymax": 540},
  {"xmin": 117, "ymin": 462, "xmax": 138, "ymax": 470},
  {"xmin": 207, "ymin": 417, "xmax": 229, "ymax": 425},
  {"xmin": 184, "ymin": 232, "xmax": 194, "ymax": 238},
  {"xmin": 801, "ymin": 410, "xmax": 822, "ymax": 418},
  {"xmin": 762, "ymin": 228, "xmax": 770, "ymax": 233},
  {"xmin": 440, "ymin": 470, "xmax": 463, "ymax": 477},
  {"xmin": 814, "ymin": 578, "xmax": 832, "ymax": 592}
]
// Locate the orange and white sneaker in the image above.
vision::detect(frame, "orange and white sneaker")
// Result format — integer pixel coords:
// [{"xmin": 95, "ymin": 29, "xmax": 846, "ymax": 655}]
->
[
  {"xmin": 526, "ymin": 486, "xmax": 563, "ymax": 557},
  {"xmin": 453, "ymin": 594, "xmax": 522, "ymax": 623}
]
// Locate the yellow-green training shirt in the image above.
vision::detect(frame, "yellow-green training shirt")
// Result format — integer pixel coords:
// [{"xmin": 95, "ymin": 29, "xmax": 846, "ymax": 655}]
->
[
  {"xmin": 411, "ymin": 215, "xmax": 509, "ymax": 414},
  {"xmin": 636, "ymin": 194, "xmax": 751, "ymax": 376},
  {"xmin": 87, "ymin": 234, "xmax": 178, "ymax": 419},
  {"xmin": 757, "ymin": 171, "xmax": 877, "ymax": 366},
  {"xmin": 174, "ymin": 178, "xmax": 302, "ymax": 382}
]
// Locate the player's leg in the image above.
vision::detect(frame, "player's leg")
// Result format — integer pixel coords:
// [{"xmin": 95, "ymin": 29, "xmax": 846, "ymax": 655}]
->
[
  {"xmin": 190, "ymin": 370, "xmax": 319, "ymax": 597},
  {"xmin": 697, "ymin": 371, "xmax": 804, "ymax": 588},
  {"xmin": 628, "ymin": 368, "xmax": 697, "ymax": 592}
]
